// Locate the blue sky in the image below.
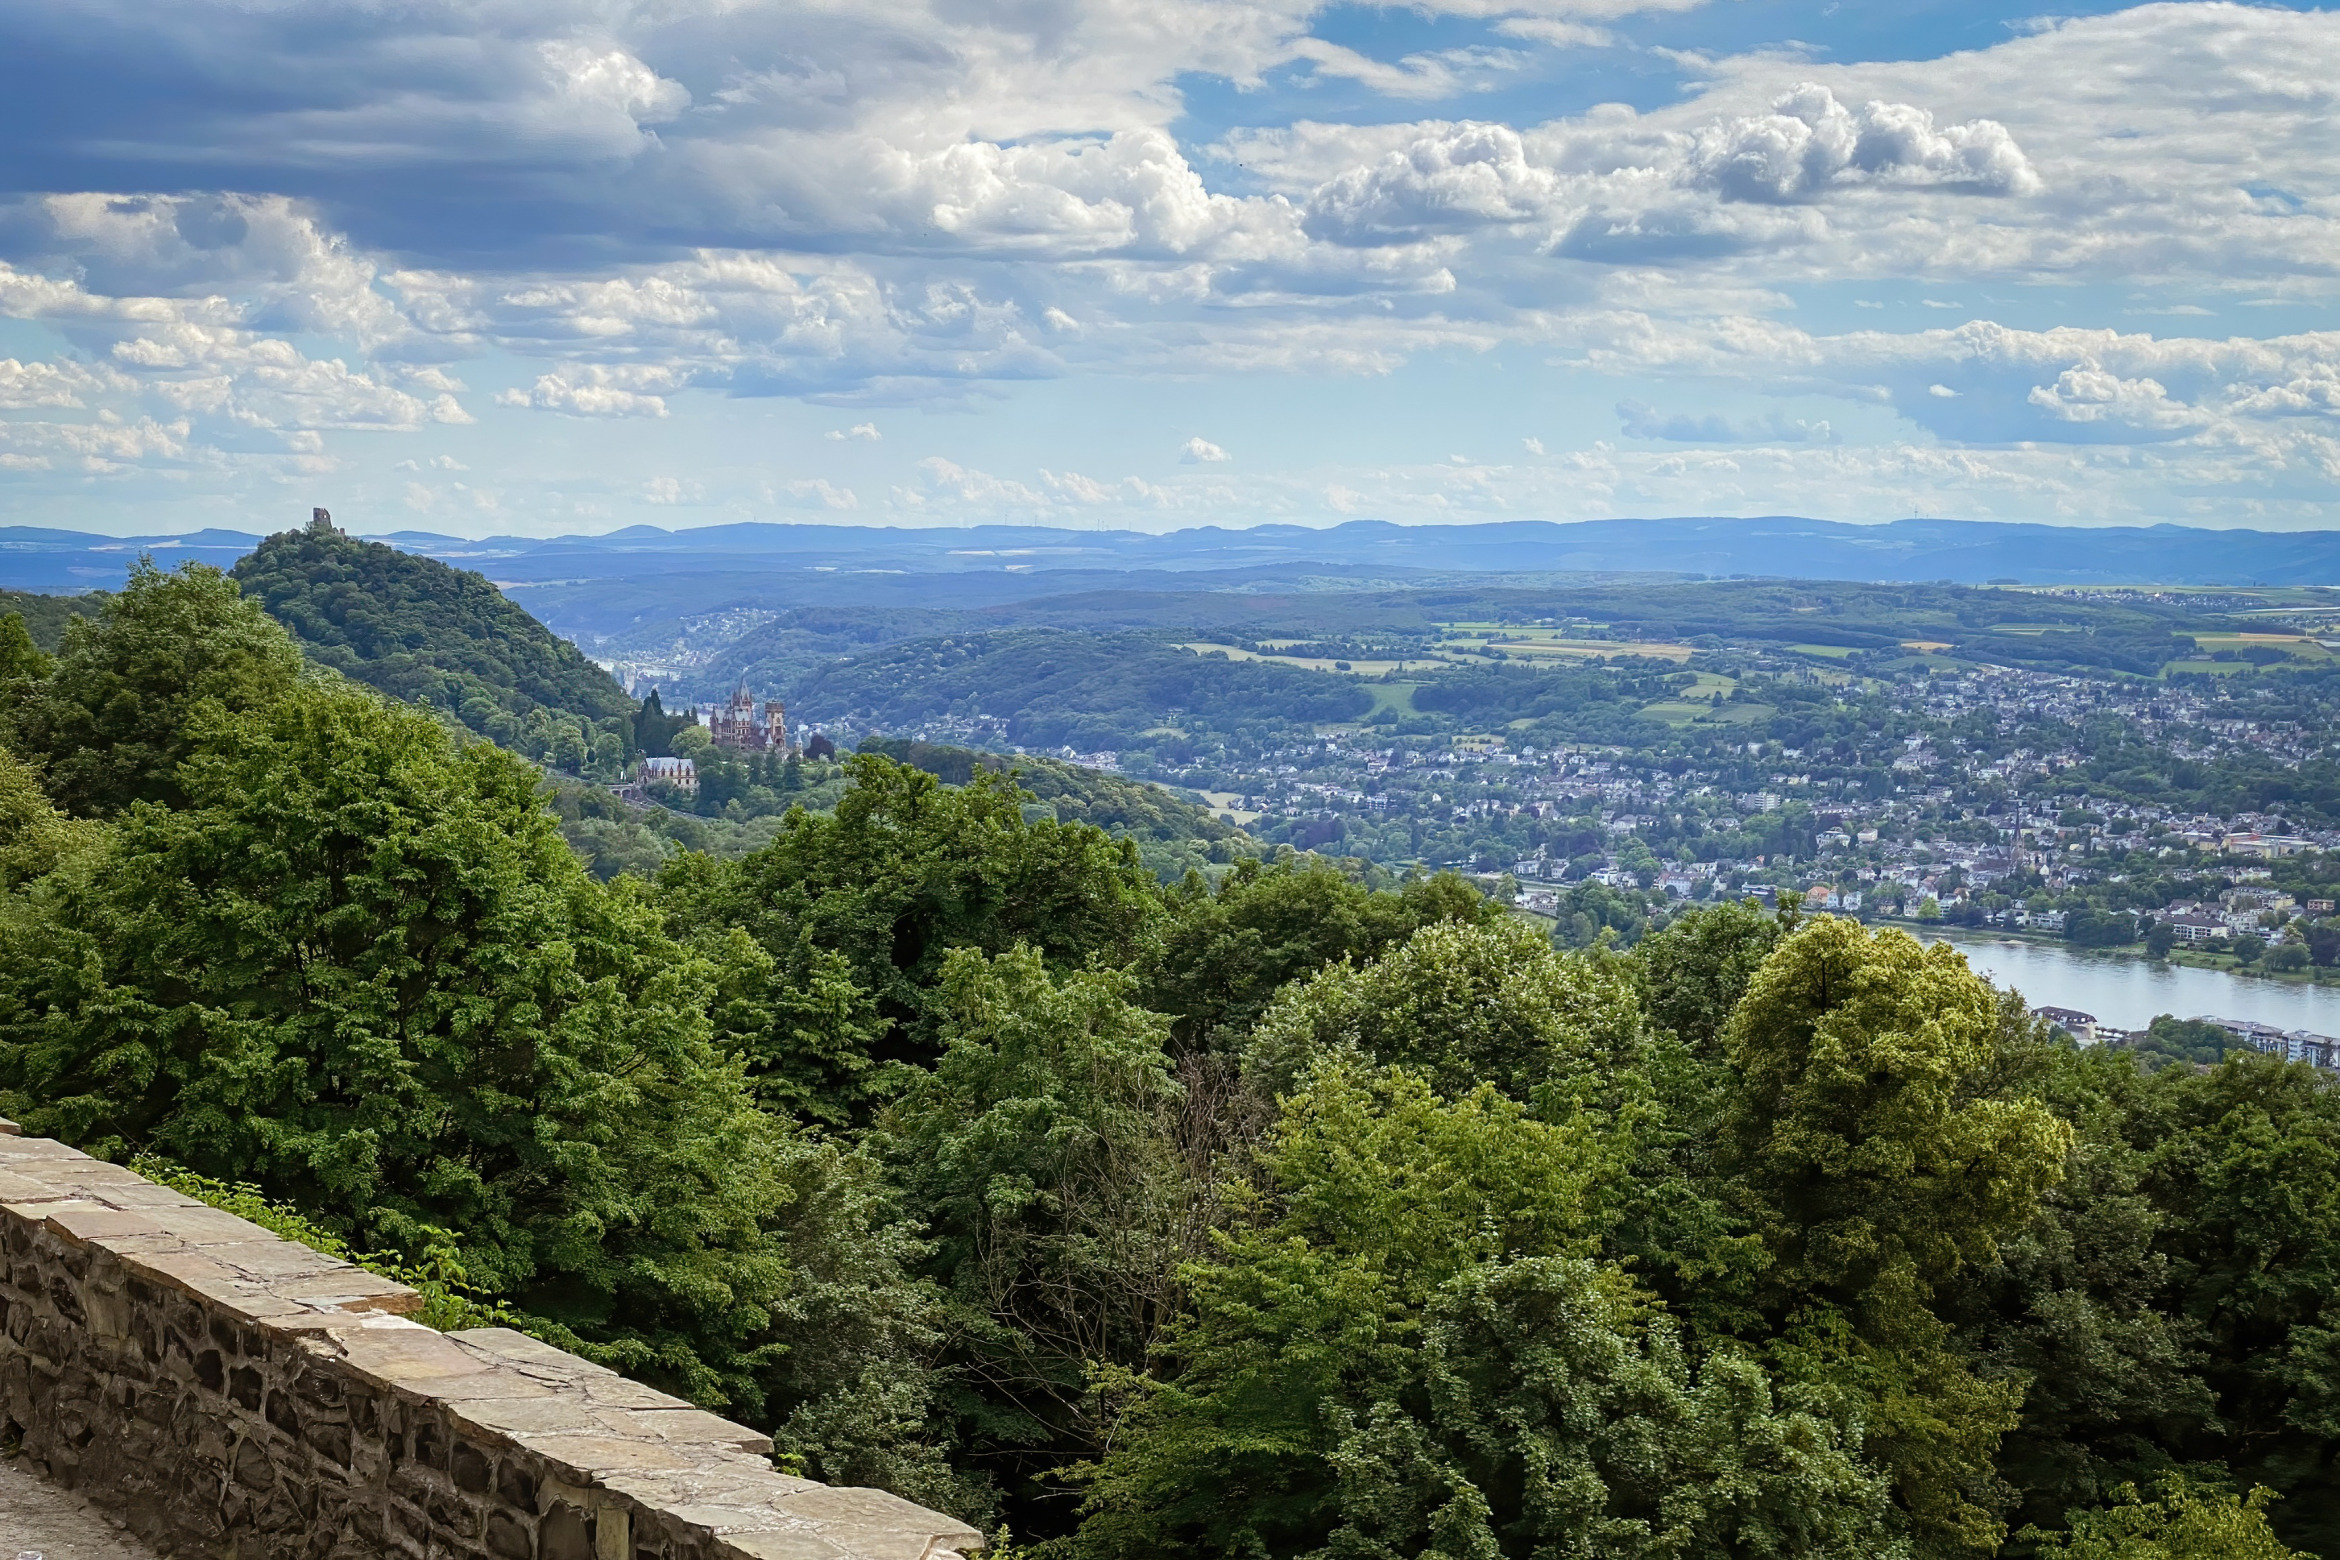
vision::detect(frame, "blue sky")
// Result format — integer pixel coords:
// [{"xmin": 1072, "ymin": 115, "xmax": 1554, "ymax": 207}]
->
[{"xmin": 0, "ymin": 0, "xmax": 2335, "ymax": 538}]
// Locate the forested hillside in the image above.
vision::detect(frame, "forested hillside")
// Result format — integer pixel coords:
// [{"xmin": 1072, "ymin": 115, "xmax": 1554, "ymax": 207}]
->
[
  {"xmin": 648, "ymin": 575, "xmax": 2230, "ymax": 706},
  {"xmin": 859, "ymin": 736, "xmax": 1246, "ymax": 879},
  {"xmin": 0, "ymin": 587, "xmax": 100, "ymax": 651},
  {"xmin": 786, "ymin": 629, "xmax": 1373, "ymax": 749},
  {"xmin": 232, "ymin": 520, "xmax": 639, "ymax": 776},
  {"xmin": 4, "ymin": 566, "xmax": 2340, "ymax": 1558}
]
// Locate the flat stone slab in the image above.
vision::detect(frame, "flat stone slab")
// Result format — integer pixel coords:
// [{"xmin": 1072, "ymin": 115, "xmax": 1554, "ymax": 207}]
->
[{"xmin": 0, "ymin": 1457, "xmax": 162, "ymax": 1560}]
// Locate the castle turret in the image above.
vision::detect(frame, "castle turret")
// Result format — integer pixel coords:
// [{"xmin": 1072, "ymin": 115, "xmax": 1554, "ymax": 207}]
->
[{"xmin": 708, "ymin": 680, "xmax": 788, "ymax": 753}]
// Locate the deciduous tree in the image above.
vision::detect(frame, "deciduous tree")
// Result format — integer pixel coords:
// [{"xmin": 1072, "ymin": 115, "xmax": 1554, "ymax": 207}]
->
[{"xmin": 8, "ymin": 560, "xmax": 302, "ymax": 816}]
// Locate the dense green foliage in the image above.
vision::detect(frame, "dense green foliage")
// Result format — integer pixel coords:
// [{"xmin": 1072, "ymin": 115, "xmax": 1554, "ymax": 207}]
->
[
  {"xmin": 0, "ymin": 611, "xmax": 49, "ymax": 693},
  {"xmin": 1412, "ymin": 660, "xmax": 1681, "ymax": 729},
  {"xmin": 1138, "ymin": 856, "xmax": 1499, "ymax": 1052},
  {"xmin": 7, "ymin": 560, "xmax": 303, "ymax": 815},
  {"xmin": 788, "ymin": 630, "xmax": 1373, "ymax": 750},
  {"xmin": 2021, "ymin": 1479, "xmax": 2300, "ymax": 1559},
  {"xmin": 887, "ymin": 946, "xmax": 1192, "ymax": 1517},
  {"xmin": 2124, "ymin": 1016, "xmax": 2233, "ymax": 1070},
  {"xmin": 651, "ymin": 754, "xmax": 1164, "ymax": 1125},
  {"xmin": 0, "ymin": 675, "xmax": 817, "ymax": 1405},
  {"xmin": 0, "ymin": 587, "xmax": 101, "ymax": 652},
  {"xmin": 232, "ymin": 523, "xmax": 639, "ymax": 777},
  {"xmin": 1071, "ymin": 1058, "xmax": 1902, "ymax": 1560},
  {"xmin": 4, "ymin": 568, "xmax": 2340, "ymax": 1557},
  {"xmin": 860, "ymin": 737, "xmax": 1247, "ymax": 881}
]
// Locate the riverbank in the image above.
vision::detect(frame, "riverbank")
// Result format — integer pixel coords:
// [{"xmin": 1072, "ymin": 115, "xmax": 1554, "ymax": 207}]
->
[
  {"xmin": 1871, "ymin": 916, "xmax": 2340, "ymax": 992},
  {"xmin": 1884, "ymin": 925, "xmax": 2340, "ymax": 1035}
]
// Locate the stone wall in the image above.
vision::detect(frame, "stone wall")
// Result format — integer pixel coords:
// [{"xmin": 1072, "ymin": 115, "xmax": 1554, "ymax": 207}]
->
[{"xmin": 0, "ymin": 1122, "xmax": 983, "ymax": 1560}]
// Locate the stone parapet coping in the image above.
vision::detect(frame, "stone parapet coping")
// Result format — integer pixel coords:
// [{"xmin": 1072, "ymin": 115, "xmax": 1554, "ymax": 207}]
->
[{"xmin": 0, "ymin": 1131, "xmax": 984, "ymax": 1560}]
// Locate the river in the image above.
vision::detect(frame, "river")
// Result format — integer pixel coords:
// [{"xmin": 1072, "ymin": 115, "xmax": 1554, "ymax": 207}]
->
[{"xmin": 1910, "ymin": 928, "xmax": 2340, "ymax": 1035}]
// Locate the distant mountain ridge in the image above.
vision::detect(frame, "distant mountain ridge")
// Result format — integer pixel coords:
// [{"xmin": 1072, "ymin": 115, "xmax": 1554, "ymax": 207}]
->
[{"xmin": 9, "ymin": 516, "xmax": 2340, "ymax": 603}]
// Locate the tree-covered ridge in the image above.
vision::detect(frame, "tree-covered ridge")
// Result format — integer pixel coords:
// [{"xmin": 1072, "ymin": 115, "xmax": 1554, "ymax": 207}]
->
[
  {"xmin": 232, "ymin": 522, "xmax": 639, "ymax": 775},
  {"xmin": 858, "ymin": 736, "xmax": 1246, "ymax": 879},
  {"xmin": 0, "ymin": 587, "xmax": 100, "ymax": 652},
  {"xmin": 666, "ymin": 576, "xmax": 2227, "ymax": 707},
  {"xmin": 786, "ymin": 629, "xmax": 1373, "ymax": 750},
  {"xmin": 4, "ymin": 566, "xmax": 2339, "ymax": 1559}
]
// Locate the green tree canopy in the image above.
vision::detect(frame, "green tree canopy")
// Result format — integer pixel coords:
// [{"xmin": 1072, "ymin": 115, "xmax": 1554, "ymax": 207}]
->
[
  {"xmin": 2022, "ymin": 1480, "xmax": 2301, "ymax": 1560},
  {"xmin": 2120, "ymin": 1054, "xmax": 2340, "ymax": 1545},
  {"xmin": 886, "ymin": 944, "xmax": 1188, "ymax": 1523},
  {"xmin": 1723, "ymin": 918, "xmax": 2074, "ymax": 1558},
  {"xmin": 1072, "ymin": 1057, "xmax": 1898, "ymax": 1560},
  {"xmin": 1241, "ymin": 914, "xmax": 1644, "ymax": 1103},
  {"xmin": 1137, "ymin": 857, "xmax": 1498, "ymax": 1054},
  {"xmin": 1637, "ymin": 896, "xmax": 1793, "ymax": 1054},
  {"xmin": 7, "ymin": 560, "xmax": 303, "ymax": 815},
  {"xmin": 232, "ymin": 524, "xmax": 633, "ymax": 729},
  {"xmin": 0, "ymin": 747, "xmax": 98, "ymax": 891},
  {"xmin": 1724, "ymin": 919, "xmax": 2073, "ymax": 1319},
  {"xmin": 1940, "ymin": 1042, "xmax": 2212, "ymax": 1540},
  {"xmin": 0, "ymin": 588, "xmax": 101, "ymax": 654},
  {"xmin": 0, "ymin": 678, "xmax": 899, "ymax": 1421},
  {"xmin": 0, "ymin": 611, "xmax": 52, "ymax": 691},
  {"xmin": 655, "ymin": 754, "xmax": 1162, "ymax": 1123}
]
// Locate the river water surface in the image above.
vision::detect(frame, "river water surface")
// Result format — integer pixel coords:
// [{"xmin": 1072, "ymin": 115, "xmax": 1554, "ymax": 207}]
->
[{"xmin": 1910, "ymin": 928, "xmax": 2340, "ymax": 1034}]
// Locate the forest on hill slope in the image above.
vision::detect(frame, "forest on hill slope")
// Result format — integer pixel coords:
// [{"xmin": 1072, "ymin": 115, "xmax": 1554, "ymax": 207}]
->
[
  {"xmin": 1, "ymin": 544, "xmax": 1250, "ymax": 884},
  {"xmin": 231, "ymin": 519, "xmax": 640, "ymax": 776},
  {"xmin": 0, "ymin": 564, "xmax": 2335, "ymax": 1558},
  {"xmin": 0, "ymin": 587, "xmax": 99, "ymax": 651},
  {"xmin": 858, "ymin": 736, "xmax": 1247, "ymax": 879},
  {"xmin": 785, "ymin": 629, "xmax": 1375, "ymax": 751},
  {"xmin": 664, "ymin": 573, "xmax": 2226, "ymax": 706}
]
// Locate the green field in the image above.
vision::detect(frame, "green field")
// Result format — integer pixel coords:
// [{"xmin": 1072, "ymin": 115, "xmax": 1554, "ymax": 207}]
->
[
  {"xmin": 1435, "ymin": 622, "xmax": 1696, "ymax": 663},
  {"xmin": 1873, "ymin": 654, "xmax": 1967, "ymax": 675},
  {"xmin": 1642, "ymin": 698, "xmax": 1773, "ymax": 727},
  {"xmin": 2186, "ymin": 632, "xmax": 2332, "ymax": 662},
  {"xmin": 1178, "ymin": 642, "xmax": 1425, "ymax": 675},
  {"xmin": 1640, "ymin": 669, "xmax": 1766, "ymax": 726}
]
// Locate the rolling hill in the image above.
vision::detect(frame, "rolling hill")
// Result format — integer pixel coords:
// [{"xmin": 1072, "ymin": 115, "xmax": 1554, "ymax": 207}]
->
[
  {"xmin": 858, "ymin": 736, "xmax": 1249, "ymax": 879},
  {"xmin": 788, "ymin": 630, "xmax": 1372, "ymax": 751},
  {"xmin": 0, "ymin": 589, "xmax": 101, "ymax": 652},
  {"xmin": 230, "ymin": 520, "xmax": 637, "ymax": 770}
]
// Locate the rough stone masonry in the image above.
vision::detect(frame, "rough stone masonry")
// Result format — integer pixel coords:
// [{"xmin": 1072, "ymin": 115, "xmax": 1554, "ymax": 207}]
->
[{"xmin": 0, "ymin": 1122, "xmax": 983, "ymax": 1560}]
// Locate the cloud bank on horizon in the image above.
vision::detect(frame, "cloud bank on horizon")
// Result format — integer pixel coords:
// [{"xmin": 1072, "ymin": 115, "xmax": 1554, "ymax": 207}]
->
[{"xmin": 0, "ymin": 0, "xmax": 2336, "ymax": 537}]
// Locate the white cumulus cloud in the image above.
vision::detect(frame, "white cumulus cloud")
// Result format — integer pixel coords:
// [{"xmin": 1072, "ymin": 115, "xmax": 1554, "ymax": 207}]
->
[
  {"xmin": 498, "ymin": 367, "xmax": 673, "ymax": 418},
  {"xmin": 1685, "ymin": 84, "xmax": 2040, "ymax": 204}
]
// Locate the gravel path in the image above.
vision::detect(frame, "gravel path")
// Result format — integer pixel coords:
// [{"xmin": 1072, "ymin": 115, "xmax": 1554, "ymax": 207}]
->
[{"xmin": 0, "ymin": 1459, "xmax": 160, "ymax": 1560}]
